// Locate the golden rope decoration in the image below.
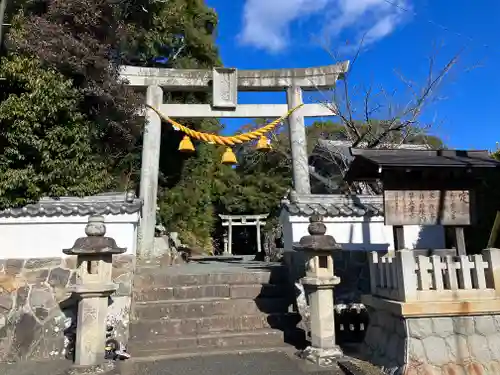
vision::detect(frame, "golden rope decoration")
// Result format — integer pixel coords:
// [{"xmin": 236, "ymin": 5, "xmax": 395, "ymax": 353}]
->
[{"xmin": 145, "ymin": 103, "xmax": 304, "ymax": 146}]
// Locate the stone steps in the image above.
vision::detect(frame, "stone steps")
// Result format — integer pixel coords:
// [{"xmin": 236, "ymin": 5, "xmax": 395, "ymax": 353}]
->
[
  {"xmin": 129, "ymin": 313, "xmax": 301, "ymax": 339},
  {"xmin": 133, "ymin": 268, "xmax": 288, "ymax": 287},
  {"xmin": 128, "ymin": 265, "xmax": 303, "ymax": 357},
  {"xmin": 133, "ymin": 297, "xmax": 291, "ymax": 320},
  {"xmin": 127, "ymin": 329, "xmax": 301, "ymax": 358},
  {"xmin": 133, "ymin": 283, "xmax": 283, "ymax": 302}
]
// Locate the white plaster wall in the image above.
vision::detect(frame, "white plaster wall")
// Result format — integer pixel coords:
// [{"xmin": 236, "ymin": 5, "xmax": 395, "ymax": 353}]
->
[
  {"xmin": 280, "ymin": 211, "xmax": 445, "ymax": 251},
  {"xmin": 0, "ymin": 213, "xmax": 139, "ymax": 259}
]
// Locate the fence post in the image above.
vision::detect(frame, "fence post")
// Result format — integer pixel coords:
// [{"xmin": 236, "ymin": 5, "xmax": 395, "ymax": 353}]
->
[
  {"xmin": 395, "ymin": 250, "xmax": 417, "ymax": 302},
  {"xmin": 368, "ymin": 252, "xmax": 378, "ymax": 295},
  {"xmin": 483, "ymin": 248, "xmax": 500, "ymax": 295}
]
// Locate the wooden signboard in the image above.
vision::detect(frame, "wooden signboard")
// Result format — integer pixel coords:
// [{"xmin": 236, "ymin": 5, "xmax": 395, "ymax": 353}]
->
[{"xmin": 384, "ymin": 190, "xmax": 471, "ymax": 226}]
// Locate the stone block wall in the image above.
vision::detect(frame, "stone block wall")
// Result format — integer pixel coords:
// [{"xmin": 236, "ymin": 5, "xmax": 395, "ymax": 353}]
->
[
  {"xmin": 0, "ymin": 255, "xmax": 134, "ymax": 362},
  {"xmin": 362, "ymin": 307, "xmax": 500, "ymax": 375},
  {"xmin": 362, "ymin": 307, "xmax": 409, "ymax": 373}
]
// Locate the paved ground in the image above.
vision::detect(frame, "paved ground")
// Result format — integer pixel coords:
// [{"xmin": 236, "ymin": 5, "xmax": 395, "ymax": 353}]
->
[
  {"xmin": 122, "ymin": 350, "xmax": 343, "ymax": 375},
  {"xmin": 0, "ymin": 349, "xmax": 383, "ymax": 375}
]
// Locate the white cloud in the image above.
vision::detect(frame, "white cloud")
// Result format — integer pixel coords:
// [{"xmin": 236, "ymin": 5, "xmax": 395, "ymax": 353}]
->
[{"xmin": 239, "ymin": 0, "xmax": 410, "ymax": 53}]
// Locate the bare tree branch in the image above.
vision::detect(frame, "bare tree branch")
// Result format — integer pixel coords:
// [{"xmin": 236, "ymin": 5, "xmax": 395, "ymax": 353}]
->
[
  {"xmin": 309, "ymin": 42, "xmax": 465, "ymax": 192},
  {"xmin": 237, "ymin": 40, "xmax": 469, "ymax": 195},
  {"xmin": 359, "ymin": 48, "xmax": 462, "ymax": 149}
]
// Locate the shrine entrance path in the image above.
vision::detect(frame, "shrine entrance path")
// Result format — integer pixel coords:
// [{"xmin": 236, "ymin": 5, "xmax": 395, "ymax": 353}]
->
[
  {"xmin": 0, "ymin": 349, "xmax": 384, "ymax": 375},
  {"xmin": 117, "ymin": 350, "xmax": 348, "ymax": 375},
  {"xmin": 0, "ymin": 258, "xmax": 382, "ymax": 375}
]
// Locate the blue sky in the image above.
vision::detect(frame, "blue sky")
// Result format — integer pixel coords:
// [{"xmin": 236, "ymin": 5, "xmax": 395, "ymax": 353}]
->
[{"xmin": 205, "ymin": 0, "xmax": 499, "ymax": 150}]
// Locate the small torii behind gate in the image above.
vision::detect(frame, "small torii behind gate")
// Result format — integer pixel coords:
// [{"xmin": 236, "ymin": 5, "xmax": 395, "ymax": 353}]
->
[{"xmin": 219, "ymin": 214, "xmax": 268, "ymax": 256}]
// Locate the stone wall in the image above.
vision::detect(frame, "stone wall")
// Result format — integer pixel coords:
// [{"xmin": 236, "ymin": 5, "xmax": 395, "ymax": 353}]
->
[
  {"xmin": 362, "ymin": 307, "xmax": 500, "ymax": 375},
  {"xmin": 0, "ymin": 255, "xmax": 134, "ymax": 362},
  {"xmin": 362, "ymin": 307, "xmax": 408, "ymax": 373}
]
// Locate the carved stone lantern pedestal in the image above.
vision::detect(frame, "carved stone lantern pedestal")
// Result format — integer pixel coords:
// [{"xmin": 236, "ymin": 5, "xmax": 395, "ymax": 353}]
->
[
  {"xmin": 63, "ymin": 215, "xmax": 126, "ymax": 369},
  {"xmin": 295, "ymin": 215, "xmax": 343, "ymax": 367}
]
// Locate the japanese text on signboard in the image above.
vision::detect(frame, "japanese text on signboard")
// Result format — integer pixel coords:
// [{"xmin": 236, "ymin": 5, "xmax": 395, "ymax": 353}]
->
[{"xmin": 383, "ymin": 190, "xmax": 471, "ymax": 226}]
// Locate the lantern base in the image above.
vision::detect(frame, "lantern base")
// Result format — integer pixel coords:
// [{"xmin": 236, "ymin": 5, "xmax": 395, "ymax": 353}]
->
[
  {"xmin": 301, "ymin": 276, "xmax": 340, "ymax": 288},
  {"xmin": 299, "ymin": 345, "xmax": 343, "ymax": 367},
  {"xmin": 63, "ymin": 361, "xmax": 115, "ymax": 375}
]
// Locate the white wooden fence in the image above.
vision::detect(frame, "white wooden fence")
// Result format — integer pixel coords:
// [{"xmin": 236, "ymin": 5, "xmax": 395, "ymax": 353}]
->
[{"xmin": 369, "ymin": 248, "xmax": 500, "ymax": 302}]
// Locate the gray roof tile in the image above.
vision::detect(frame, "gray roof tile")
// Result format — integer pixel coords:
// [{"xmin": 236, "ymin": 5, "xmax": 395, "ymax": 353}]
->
[
  {"xmin": 350, "ymin": 148, "xmax": 498, "ymax": 168},
  {"xmin": 0, "ymin": 192, "xmax": 142, "ymax": 218},
  {"xmin": 282, "ymin": 194, "xmax": 383, "ymax": 217}
]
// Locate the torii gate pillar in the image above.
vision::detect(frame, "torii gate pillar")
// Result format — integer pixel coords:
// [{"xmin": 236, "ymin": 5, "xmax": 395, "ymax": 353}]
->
[
  {"xmin": 287, "ymin": 85, "xmax": 310, "ymax": 195},
  {"xmin": 137, "ymin": 85, "xmax": 163, "ymax": 259}
]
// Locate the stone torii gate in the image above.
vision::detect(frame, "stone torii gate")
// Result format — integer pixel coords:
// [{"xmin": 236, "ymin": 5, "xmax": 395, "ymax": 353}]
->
[
  {"xmin": 120, "ymin": 63, "xmax": 349, "ymax": 258},
  {"xmin": 219, "ymin": 214, "xmax": 268, "ymax": 255}
]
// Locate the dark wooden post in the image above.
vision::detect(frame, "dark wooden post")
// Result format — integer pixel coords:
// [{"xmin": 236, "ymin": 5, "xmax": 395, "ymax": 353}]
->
[{"xmin": 393, "ymin": 226, "xmax": 405, "ymax": 250}]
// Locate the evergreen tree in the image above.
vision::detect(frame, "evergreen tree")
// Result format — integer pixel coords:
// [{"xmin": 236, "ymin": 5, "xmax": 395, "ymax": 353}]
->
[
  {"xmin": 0, "ymin": 56, "xmax": 113, "ymax": 207},
  {"xmin": 122, "ymin": 0, "xmax": 224, "ymax": 251},
  {"xmin": 2, "ymin": 0, "xmax": 224, "ymax": 251},
  {"xmin": 7, "ymin": 0, "xmax": 143, "ymax": 153},
  {"xmin": 219, "ymin": 120, "xmax": 446, "ymax": 215},
  {"xmin": 0, "ymin": 0, "xmax": 143, "ymax": 207}
]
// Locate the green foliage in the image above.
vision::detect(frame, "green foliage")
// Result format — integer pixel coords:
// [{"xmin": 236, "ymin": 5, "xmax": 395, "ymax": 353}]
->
[
  {"xmin": 0, "ymin": 56, "xmax": 112, "ymax": 208},
  {"xmin": 217, "ymin": 150, "xmax": 292, "ymax": 216},
  {"xmin": 2, "ymin": 0, "xmax": 223, "ymax": 252},
  {"xmin": 122, "ymin": 0, "xmax": 223, "ymax": 251},
  {"xmin": 1, "ymin": 0, "xmax": 451, "ymax": 254},
  {"xmin": 492, "ymin": 147, "xmax": 500, "ymax": 161},
  {"xmin": 159, "ymin": 142, "xmax": 220, "ymax": 250},
  {"xmin": 217, "ymin": 119, "xmax": 446, "ymax": 220},
  {"xmin": 7, "ymin": 1, "xmax": 143, "ymax": 152},
  {"xmin": 2, "ymin": 0, "xmax": 143, "ymax": 200},
  {"xmin": 124, "ymin": 0, "xmax": 219, "ymax": 68}
]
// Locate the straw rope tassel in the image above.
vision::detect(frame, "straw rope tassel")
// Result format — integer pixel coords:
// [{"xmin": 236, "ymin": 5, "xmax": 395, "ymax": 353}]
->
[{"xmin": 145, "ymin": 103, "xmax": 304, "ymax": 146}]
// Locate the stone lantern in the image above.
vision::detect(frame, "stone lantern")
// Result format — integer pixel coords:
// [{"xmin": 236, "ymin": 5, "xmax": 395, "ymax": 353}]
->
[
  {"xmin": 63, "ymin": 215, "xmax": 126, "ymax": 368},
  {"xmin": 294, "ymin": 215, "xmax": 343, "ymax": 366}
]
